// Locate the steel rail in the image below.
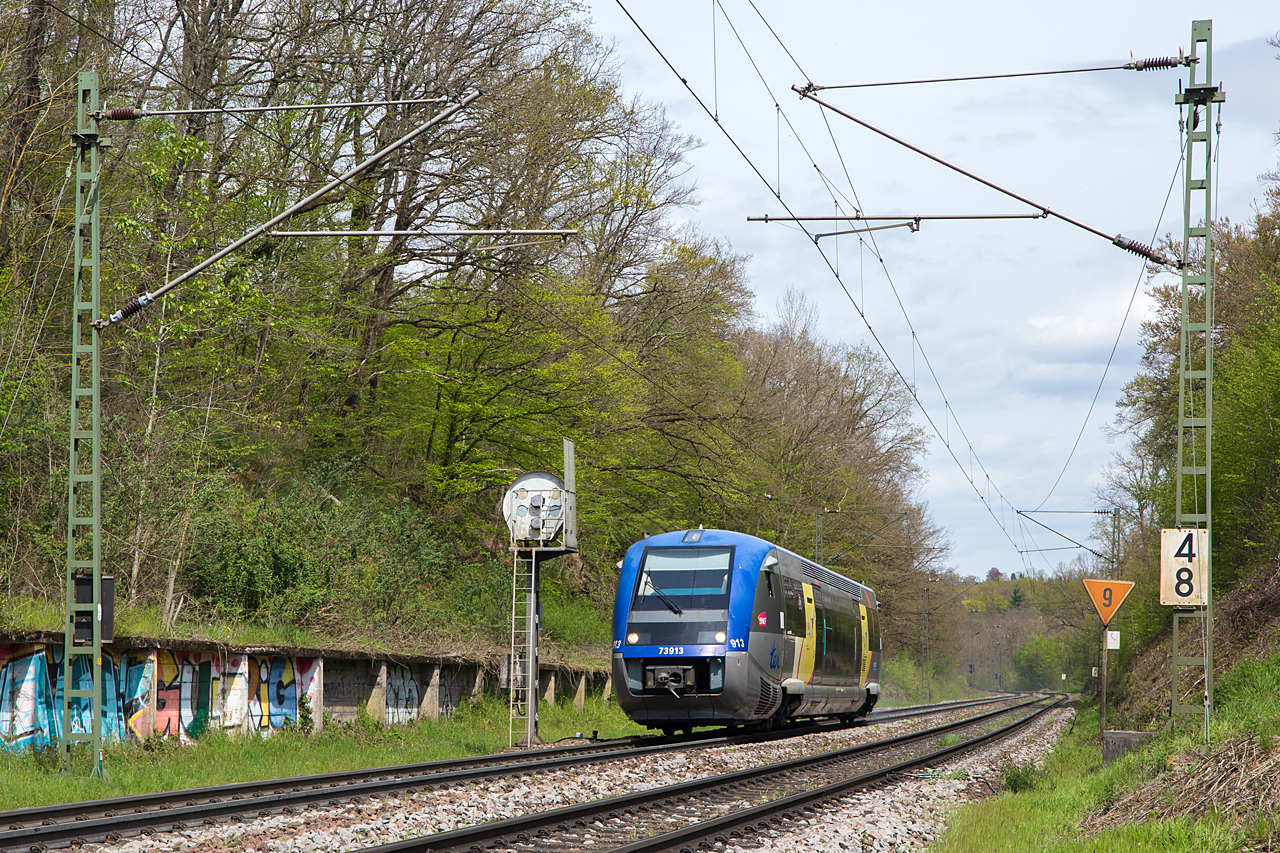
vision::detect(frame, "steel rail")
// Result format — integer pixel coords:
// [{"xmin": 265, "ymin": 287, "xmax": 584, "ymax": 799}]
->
[
  {"xmin": 0, "ymin": 696, "xmax": 1010, "ymax": 852},
  {"xmin": 610, "ymin": 695, "xmax": 1064, "ymax": 853},
  {"xmin": 350, "ymin": 696, "xmax": 1050, "ymax": 852},
  {"xmin": 2, "ymin": 736, "xmax": 658, "ymax": 851}
]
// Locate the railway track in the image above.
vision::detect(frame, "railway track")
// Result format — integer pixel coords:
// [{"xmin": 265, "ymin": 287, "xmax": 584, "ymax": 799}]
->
[
  {"xmin": 1, "ymin": 695, "xmax": 1021, "ymax": 853},
  {"xmin": 362, "ymin": 694, "xmax": 1062, "ymax": 853}
]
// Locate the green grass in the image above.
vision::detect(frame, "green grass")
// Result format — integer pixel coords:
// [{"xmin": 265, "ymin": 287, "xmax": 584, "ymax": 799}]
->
[
  {"xmin": 0, "ymin": 593, "xmax": 351, "ymax": 649},
  {"xmin": 0, "ymin": 693, "xmax": 646, "ymax": 811},
  {"xmin": 0, "ymin": 594, "xmax": 62, "ymax": 632},
  {"xmin": 1212, "ymin": 648, "xmax": 1280, "ymax": 742},
  {"xmin": 933, "ymin": 649, "xmax": 1280, "ymax": 853},
  {"xmin": 933, "ymin": 707, "xmax": 1243, "ymax": 853}
]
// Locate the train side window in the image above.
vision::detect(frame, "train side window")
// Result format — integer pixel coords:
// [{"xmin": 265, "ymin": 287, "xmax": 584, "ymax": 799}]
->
[
  {"xmin": 765, "ymin": 572, "xmax": 775, "ymax": 598},
  {"xmin": 781, "ymin": 576, "xmax": 805, "ymax": 636}
]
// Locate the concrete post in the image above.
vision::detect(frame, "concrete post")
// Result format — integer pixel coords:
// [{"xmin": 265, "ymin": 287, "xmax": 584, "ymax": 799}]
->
[
  {"xmin": 367, "ymin": 661, "xmax": 388, "ymax": 724},
  {"xmin": 424, "ymin": 664, "xmax": 441, "ymax": 721},
  {"xmin": 541, "ymin": 668, "xmax": 556, "ymax": 705},
  {"xmin": 311, "ymin": 658, "xmax": 324, "ymax": 734},
  {"xmin": 574, "ymin": 672, "xmax": 586, "ymax": 713}
]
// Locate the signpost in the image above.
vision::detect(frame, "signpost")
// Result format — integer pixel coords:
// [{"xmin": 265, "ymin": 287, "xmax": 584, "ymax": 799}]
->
[{"xmin": 1083, "ymin": 578, "xmax": 1135, "ymax": 736}]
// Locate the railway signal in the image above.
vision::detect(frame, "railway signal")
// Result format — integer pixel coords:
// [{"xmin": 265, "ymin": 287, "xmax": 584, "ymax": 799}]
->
[{"xmin": 501, "ymin": 439, "xmax": 579, "ymax": 747}]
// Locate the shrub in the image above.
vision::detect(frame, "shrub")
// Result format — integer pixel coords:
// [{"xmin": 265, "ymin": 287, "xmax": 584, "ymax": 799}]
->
[{"xmin": 1001, "ymin": 761, "xmax": 1047, "ymax": 793}]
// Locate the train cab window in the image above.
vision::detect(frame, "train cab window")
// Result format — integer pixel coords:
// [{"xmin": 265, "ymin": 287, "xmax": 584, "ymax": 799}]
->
[
  {"xmin": 626, "ymin": 546, "xmax": 733, "ymax": 647},
  {"xmin": 632, "ymin": 547, "xmax": 732, "ymax": 610},
  {"xmin": 765, "ymin": 572, "xmax": 775, "ymax": 598}
]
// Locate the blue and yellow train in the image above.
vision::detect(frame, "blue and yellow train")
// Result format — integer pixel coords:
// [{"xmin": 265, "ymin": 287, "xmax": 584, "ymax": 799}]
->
[{"xmin": 612, "ymin": 528, "xmax": 882, "ymax": 733}]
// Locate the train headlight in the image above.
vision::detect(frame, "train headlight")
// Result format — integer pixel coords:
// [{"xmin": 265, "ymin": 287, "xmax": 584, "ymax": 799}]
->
[
  {"xmin": 626, "ymin": 632, "xmax": 639, "ymax": 645},
  {"xmin": 715, "ymin": 631, "xmax": 726, "ymax": 643}
]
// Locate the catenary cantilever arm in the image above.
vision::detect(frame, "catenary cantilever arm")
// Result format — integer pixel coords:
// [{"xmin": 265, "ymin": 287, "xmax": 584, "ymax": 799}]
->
[
  {"xmin": 97, "ymin": 91, "xmax": 483, "ymax": 329},
  {"xmin": 793, "ymin": 85, "xmax": 1177, "ymax": 268}
]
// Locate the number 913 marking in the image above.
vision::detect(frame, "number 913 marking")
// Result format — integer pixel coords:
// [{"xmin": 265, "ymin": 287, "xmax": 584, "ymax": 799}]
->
[{"xmin": 657, "ymin": 646, "xmax": 684, "ymax": 655}]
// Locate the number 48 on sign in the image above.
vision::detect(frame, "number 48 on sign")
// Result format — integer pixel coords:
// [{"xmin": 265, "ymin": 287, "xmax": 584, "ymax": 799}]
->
[{"xmin": 1160, "ymin": 529, "xmax": 1208, "ymax": 606}]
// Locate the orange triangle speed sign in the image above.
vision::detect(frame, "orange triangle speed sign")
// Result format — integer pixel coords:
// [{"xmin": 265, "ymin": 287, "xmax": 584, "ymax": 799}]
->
[{"xmin": 1082, "ymin": 579, "xmax": 1135, "ymax": 626}]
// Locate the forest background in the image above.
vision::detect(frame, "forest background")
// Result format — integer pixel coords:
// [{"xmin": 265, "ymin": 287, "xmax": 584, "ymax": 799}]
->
[{"xmin": 1, "ymin": 0, "xmax": 1277, "ymax": 699}]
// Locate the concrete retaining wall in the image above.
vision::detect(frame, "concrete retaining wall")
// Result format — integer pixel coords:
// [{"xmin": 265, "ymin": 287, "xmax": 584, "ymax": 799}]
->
[{"xmin": 0, "ymin": 633, "xmax": 606, "ymax": 752}]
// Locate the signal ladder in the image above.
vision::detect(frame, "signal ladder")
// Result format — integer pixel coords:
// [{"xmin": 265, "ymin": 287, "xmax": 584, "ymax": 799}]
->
[{"xmin": 508, "ymin": 551, "xmax": 538, "ymax": 747}]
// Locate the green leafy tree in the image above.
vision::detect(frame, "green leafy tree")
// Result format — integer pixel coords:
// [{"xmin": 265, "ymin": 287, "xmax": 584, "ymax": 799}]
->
[{"xmin": 1013, "ymin": 635, "xmax": 1065, "ymax": 690}]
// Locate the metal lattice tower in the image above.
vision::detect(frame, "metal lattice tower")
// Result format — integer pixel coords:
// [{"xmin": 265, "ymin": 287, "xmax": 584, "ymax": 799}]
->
[
  {"xmin": 1169, "ymin": 20, "xmax": 1223, "ymax": 738},
  {"xmin": 61, "ymin": 71, "xmax": 107, "ymax": 777}
]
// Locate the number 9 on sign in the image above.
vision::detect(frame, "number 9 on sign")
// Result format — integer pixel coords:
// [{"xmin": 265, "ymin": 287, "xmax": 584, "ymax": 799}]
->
[{"xmin": 1159, "ymin": 529, "xmax": 1207, "ymax": 606}]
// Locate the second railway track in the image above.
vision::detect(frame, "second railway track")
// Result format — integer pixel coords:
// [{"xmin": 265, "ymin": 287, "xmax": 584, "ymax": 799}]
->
[{"xmin": 361, "ymin": 694, "xmax": 1063, "ymax": 853}]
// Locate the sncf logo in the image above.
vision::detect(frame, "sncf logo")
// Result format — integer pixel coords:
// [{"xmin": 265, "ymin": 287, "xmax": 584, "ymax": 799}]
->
[{"xmin": 757, "ymin": 612, "xmax": 767, "ymax": 627}]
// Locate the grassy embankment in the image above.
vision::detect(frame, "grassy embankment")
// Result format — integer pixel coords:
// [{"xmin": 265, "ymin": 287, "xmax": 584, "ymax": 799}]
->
[
  {"xmin": 934, "ymin": 650, "xmax": 1280, "ymax": 852},
  {"xmin": 0, "ymin": 693, "xmax": 647, "ymax": 812}
]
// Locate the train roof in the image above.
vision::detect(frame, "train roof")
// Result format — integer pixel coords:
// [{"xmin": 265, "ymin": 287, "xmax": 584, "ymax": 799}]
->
[{"xmin": 628, "ymin": 528, "xmax": 876, "ymax": 600}]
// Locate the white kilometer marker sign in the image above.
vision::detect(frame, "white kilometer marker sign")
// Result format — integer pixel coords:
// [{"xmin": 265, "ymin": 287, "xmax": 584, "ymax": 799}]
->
[{"xmin": 1159, "ymin": 529, "xmax": 1208, "ymax": 606}]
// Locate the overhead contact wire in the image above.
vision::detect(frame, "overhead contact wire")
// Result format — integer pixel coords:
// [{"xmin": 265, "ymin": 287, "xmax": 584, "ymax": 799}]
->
[
  {"xmin": 809, "ymin": 55, "xmax": 1193, "ymax": 90},
  {"xmin": 735, "ymin": 3, "xmax": 1194, "ymax": 563},
  {"xmin": 615, "ymin": 0, "xmax": 1026, "ymax": 558},
  {"xmin": 742, "ymin": 3, "xmax": 1030, "ymax": 555}
]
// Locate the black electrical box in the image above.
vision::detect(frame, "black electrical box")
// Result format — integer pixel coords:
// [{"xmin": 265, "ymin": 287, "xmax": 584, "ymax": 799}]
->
[{"xmin": 73, "ymin": 575, "xmax": 115, "ymax": 645}]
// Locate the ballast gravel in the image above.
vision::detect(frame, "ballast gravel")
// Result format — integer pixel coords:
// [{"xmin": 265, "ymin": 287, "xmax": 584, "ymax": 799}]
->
[{"xmin": 82, "ymin": 706, "xmax": 1073, "ymax": 853}]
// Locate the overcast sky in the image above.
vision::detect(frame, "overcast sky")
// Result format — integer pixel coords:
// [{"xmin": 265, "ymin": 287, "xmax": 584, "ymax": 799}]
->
[{"xmin": 582, "ymin": 1, "xmax": 1280, "ymax": 579}]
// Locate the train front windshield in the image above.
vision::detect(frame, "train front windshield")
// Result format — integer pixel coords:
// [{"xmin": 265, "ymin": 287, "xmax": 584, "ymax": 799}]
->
[{"xmin": 626, "ymin": 547, "xmax": 732, "ymax": 646}]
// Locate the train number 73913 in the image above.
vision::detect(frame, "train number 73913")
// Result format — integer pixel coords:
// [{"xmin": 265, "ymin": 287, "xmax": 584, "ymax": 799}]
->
[{"xmin": 657, "ymin": 646, "xmax": 685, "ymax": 655}]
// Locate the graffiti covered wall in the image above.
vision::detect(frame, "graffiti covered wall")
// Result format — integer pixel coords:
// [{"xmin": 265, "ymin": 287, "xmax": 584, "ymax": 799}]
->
[
  {"xmin": 385, "ymin": 664, "xmax": 420, "ymax": 725},
  {"xmin": 223, "ymin": 654, "xmax": 319, "ymax": 734},
  {"xmin": 154, "ymin": 650, "xmax": 220, "ymax": 742},
  {"xmin": 440, "ymin": 667, "xmax": 463, "ymax": 718},
  {"xmin": 0, "ymin": 645, "xmax": 155, "ymax": 751},
  {"xmin": 2, "ymin": 646, "xmax": 319, "ymax": 748},
  {"xmin": 0, "ymin": 644, "xmax": 56, "ymax": 751},
  {"xmin": 322, "ymin": 658, "xmax": 377, "ymax": 724},
  {"xmin": 2, "ymin": 635, "xmax": 581, "ymax": 753}
]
